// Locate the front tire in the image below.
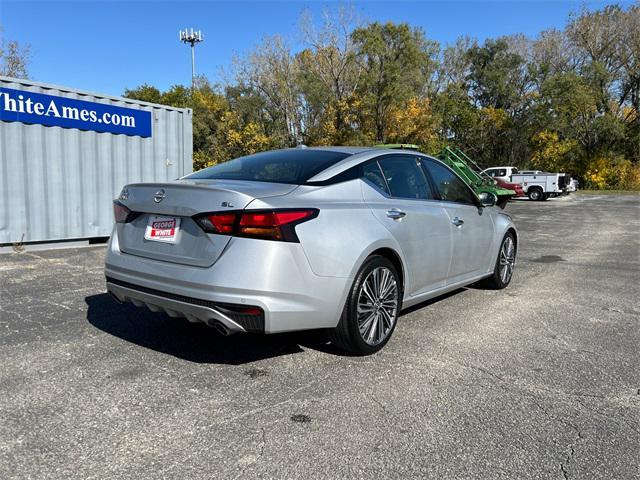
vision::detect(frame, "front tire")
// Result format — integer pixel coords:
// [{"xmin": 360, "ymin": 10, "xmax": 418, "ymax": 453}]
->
[
  {"xmin": 329, "ymin": 256, "xmax": 401, "ymax": 355},
  {"xmin": 481, "ymin": 233, "xmax": 516, "ymax": 289}
]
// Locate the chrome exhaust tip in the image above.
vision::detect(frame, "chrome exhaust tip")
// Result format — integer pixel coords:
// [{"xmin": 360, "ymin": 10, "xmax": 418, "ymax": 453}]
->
[{"xmin": 208, "ymin": 320, "xmax": 231, "ymax": 336}]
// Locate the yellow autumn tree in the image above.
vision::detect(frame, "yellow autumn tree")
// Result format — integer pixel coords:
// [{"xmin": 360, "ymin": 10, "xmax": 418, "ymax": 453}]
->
[
  {"xmin": 213, "ymin": 111, "xmax": 272, "ymax": 165},
  {"xmin": 530, "ymin": 130, "xmax": 577, "ymax": 172},
  {"xmin": 385, "ymin": 97, "xmax": 439, "ymax": 150}
]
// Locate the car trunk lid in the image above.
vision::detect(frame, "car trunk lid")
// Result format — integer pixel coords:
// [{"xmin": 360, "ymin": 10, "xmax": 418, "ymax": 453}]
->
[{"xmin": 116, "ymin": 179, "xmax": 297, "ymax": 267}]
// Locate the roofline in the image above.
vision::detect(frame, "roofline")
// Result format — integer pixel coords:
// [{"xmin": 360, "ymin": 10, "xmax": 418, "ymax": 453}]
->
[
  {"xmin": 308, "ymin": 149, "xmax": 436, "ymax": 182},
  {"xmin": 0, "ymin": 75, "xmax": 192, "ymax": 113}
]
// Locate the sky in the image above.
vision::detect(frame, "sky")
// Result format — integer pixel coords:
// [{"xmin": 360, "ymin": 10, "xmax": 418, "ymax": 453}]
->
[{"xmin": 1, "ymin": 0, "xmax": 632, "ymax": 97}]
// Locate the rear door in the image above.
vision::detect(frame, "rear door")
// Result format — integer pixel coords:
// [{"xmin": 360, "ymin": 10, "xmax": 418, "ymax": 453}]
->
[
  {"xmin": 421, "ymin": 159, "xmax": 495, "ymax": 283},
  {"xmin": 362, "ymin": 155, "xmax": 452, "ymax": 296}
]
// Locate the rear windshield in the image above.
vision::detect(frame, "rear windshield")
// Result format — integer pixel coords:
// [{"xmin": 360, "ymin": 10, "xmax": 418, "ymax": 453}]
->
[{"xmin": 185, "ymin": 149, "xmax": 351, "ymax": 184}]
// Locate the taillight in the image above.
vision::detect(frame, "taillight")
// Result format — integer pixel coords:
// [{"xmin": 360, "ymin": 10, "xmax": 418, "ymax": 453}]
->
[
  {"xmin": 194, "ymin": 209, "xmax": 318, "ymax": 242},
  {"xmin": 113, "ymin": 201, "xmax": 137, "ymax": 223},
  {"xmin": 196, "ymin": 212, "xmax": 236, "ymax": 234}
]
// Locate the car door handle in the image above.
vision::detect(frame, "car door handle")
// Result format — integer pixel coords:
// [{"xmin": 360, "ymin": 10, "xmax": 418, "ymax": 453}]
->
[
  {"xmin": 452, "ymin": 217, "xmax": 464, "ymax": 227},
  {"xmin": 386, "ymin": 209, "xmax": 406, "ymax": 220}
]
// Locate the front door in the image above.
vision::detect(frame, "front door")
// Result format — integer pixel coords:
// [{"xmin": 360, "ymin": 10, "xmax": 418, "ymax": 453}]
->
[{"xmin": 421, "ymin": 159, "xmax": 495, "ymax": 283}]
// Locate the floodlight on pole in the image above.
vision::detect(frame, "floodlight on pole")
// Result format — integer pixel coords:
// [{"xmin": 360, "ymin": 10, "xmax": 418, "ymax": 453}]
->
[{"xmin": 179, "ymin": 28, "xmax": 204, "ymax": 88}]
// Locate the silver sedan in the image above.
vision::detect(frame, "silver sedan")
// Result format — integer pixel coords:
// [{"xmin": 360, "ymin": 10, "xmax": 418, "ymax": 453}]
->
[{"xmin": 105, "ymin": 147, "xmax": 517, "ymax": 354}]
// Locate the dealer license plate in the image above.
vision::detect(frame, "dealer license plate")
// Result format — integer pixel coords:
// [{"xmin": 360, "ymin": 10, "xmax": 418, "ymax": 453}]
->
[{"xmin": 144, "ymin": 216, "xmax": 181, "ymax": 243}]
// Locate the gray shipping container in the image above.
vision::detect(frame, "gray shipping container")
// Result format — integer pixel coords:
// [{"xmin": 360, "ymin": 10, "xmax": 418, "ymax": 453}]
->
[{"xmin": 0, "ymin": 76, "xmax": 193, "ymax": 245}]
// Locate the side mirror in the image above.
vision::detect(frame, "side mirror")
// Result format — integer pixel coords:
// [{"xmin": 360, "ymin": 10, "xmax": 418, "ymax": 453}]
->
[{"xmin": 478, "ymin": 191, "xmax": 497, "ymax": 207}]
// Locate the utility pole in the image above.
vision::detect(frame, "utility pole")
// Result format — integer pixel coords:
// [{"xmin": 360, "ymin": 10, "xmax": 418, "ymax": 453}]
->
[{"xmin": 179, "ymin": 28, "xmax": 204, "ymax": 89}]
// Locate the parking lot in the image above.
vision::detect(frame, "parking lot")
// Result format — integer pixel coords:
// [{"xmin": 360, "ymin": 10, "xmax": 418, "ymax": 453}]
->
[{"xmin": 1, "ymin": 193, "xmax": 638, "ymax": 479}]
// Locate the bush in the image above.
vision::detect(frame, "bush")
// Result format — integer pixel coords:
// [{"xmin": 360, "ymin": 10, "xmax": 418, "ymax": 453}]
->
[{"xmin": 583, "ymin": 155, "xmax": 640, "ymax": 190}]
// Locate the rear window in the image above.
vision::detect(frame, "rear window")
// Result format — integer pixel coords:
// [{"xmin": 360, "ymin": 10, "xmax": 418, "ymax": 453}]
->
[{"xmin": 185, "ymin": 149, "xmax": 351, "ymax": 184}]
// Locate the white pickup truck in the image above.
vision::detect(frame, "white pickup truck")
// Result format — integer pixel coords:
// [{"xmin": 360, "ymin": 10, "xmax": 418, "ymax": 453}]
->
[{"xmin": 482, "ymin": 166, "xmax": 568, "ymax": 201}]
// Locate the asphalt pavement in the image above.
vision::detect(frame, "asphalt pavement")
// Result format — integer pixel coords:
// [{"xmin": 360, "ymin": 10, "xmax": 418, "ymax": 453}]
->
[{"xmin": 1, "ymin": 193, "xmax": 639, "ymax": 479}]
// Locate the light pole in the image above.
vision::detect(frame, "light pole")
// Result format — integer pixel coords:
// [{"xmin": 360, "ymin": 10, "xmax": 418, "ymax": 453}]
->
[{"xmin": 179, "ymin": 28, "xmax": 204, "ymax": 88}]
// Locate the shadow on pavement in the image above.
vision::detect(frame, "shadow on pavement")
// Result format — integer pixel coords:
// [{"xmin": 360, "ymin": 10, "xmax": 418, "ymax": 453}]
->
[
  {"xmin": 85, "ymin": 293, "xmax": 335, "ymax": 365},
  {"xmin": 86, "ymin": 286, "xmax": 469, "ymax": 364}
]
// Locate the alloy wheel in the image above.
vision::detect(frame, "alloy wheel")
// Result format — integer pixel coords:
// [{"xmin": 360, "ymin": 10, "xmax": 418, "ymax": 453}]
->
[
  {"xmin": 499, "ymin": 236, "xmax": 516, "ymax": 284},
  {"xmin": 356, "ymin": 266, "xmax": 399, "ymax": 346}
]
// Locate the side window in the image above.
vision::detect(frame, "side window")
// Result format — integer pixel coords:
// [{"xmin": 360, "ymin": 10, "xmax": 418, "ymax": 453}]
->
[
  {"xmin": 497, "ymin": 169, "xmax": 507, "ymax": 177},
  {"xmin": 362, "ymin": 161, "xmax": 390, "ymax": 195},
  {"xmin": 486, "ymin": 169, "xmax": 497, "ymax": 177},
  {"xmin": 423, "ymin": 160, "xmax": 476, "ymax": 205},
  {"xmin": 378, "ymin": 156, "xmax": 434, "ymax": 200}
]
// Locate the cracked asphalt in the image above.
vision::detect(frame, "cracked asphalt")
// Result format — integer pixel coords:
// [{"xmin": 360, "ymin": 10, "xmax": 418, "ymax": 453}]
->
[{"xmin": 1, "ymin": 193, "xmax": 639, "ymax": 479}]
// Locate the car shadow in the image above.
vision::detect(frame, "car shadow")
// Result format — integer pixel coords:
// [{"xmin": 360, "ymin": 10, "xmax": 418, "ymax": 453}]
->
[
  {"xmin": 85, "ymin": 293, "xmax": 335, "ymax": 365},
  {"xmin": 86, "ymin": 287, "xmax": 470, "ymax": 364}
]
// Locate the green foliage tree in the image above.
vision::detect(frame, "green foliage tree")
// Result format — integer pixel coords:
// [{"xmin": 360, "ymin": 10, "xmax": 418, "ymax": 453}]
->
[
  {"xmin": 122, "ymin": 84, "xmax": 162, "ymax": 104},
  {"xmin": 352, "ymin": 22, "xmax": 439, "ymax": 142}
]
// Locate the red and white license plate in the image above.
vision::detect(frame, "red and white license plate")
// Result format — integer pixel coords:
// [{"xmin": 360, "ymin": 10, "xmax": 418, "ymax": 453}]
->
[{"xmin": 144, "ymin": 216, "xmax": 181, "ymax": 243}]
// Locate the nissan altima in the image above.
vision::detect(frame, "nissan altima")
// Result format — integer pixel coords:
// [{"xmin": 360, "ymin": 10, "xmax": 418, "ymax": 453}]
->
[{"xmin": 105, "ymin": 147, "xmax": 517, "ymax": 354}]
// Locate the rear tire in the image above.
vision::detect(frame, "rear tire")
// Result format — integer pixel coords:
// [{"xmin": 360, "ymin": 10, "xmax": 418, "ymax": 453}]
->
[
  {"xmin": 528, "ymin": 188, "xmax": 543, "ymax": 201},
  {"xmin": 329, "ymin": 256, "xmax": 401, "ymax": 355},
  {"xmin": 480, "ymin": 233, "xmax": 516, "ymax": 290}
]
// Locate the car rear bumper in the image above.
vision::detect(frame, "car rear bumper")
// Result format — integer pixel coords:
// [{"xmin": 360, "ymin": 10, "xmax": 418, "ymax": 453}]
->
[
  {"xmin": 107, "ymin": 278, "xmax": 252, "ymax": 335},
  {"xmin": 104, "ymin": 229, "xmax": 352, "ymax": 333}
]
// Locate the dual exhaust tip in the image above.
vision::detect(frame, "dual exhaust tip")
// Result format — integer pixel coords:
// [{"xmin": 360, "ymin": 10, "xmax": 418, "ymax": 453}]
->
[
  {"xmin": 206, "ymin": 319, "xmax": 232, "ymax": 336},
  {"xmin": 108, "ymin": 289, "xmax": 234, "ymax": 336}
]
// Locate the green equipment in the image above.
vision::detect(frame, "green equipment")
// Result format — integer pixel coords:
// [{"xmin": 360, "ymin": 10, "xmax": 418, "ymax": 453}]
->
[
  {"xmin": 374, "ymin": 143, "xmax": 515, "ymax": 208},
  {"xmin": 436, "ymin": 147, "xmax": 515, "ymax": 208}
]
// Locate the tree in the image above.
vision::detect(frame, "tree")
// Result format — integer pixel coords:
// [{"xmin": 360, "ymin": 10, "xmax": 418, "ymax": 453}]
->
[
  {"xmin": 530, "ymin": 130, "xmax": 577, "ymax": 172},
  {"xmin": 385, "ymin": 97, "xmax": 439, "ymax": 150},
  {"xmin": 234, "ymin": 35, "xmax": 303, "ymax": 145},
  {"xmin": 615, "ymin": 5, "xmax": 640, "ymax": 162},
  {"xmin": 566, "ymin": 5, "xmax": 625, "ymax": 113},
  {"xmin": 531, "ymin": 29, "xmax": 574, "ymax": 87},
  {"xmin": 0, "ymin": 28, "xmax": 30, "ymax": 78},
  {"xmin": 437, "ymin": 36, "xmax": 474, "ymax": 91},
  {"xmin": 465, "ymin": 37, "xmax": 534, "ymax": 165},
  {"xmin": 298, "ymin": 5, "xmax": 363, "ymax": 140},
  {"xmin": 352, "ymin": 22, "xmax": 439, "ymax": 142},
  {"xmin": 123, "ymin": 84, "xmax": 162, "ymax": 104},
  {"xmin": 467, "ymin": 37, "xmax": 530, "ymax": 111}
]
